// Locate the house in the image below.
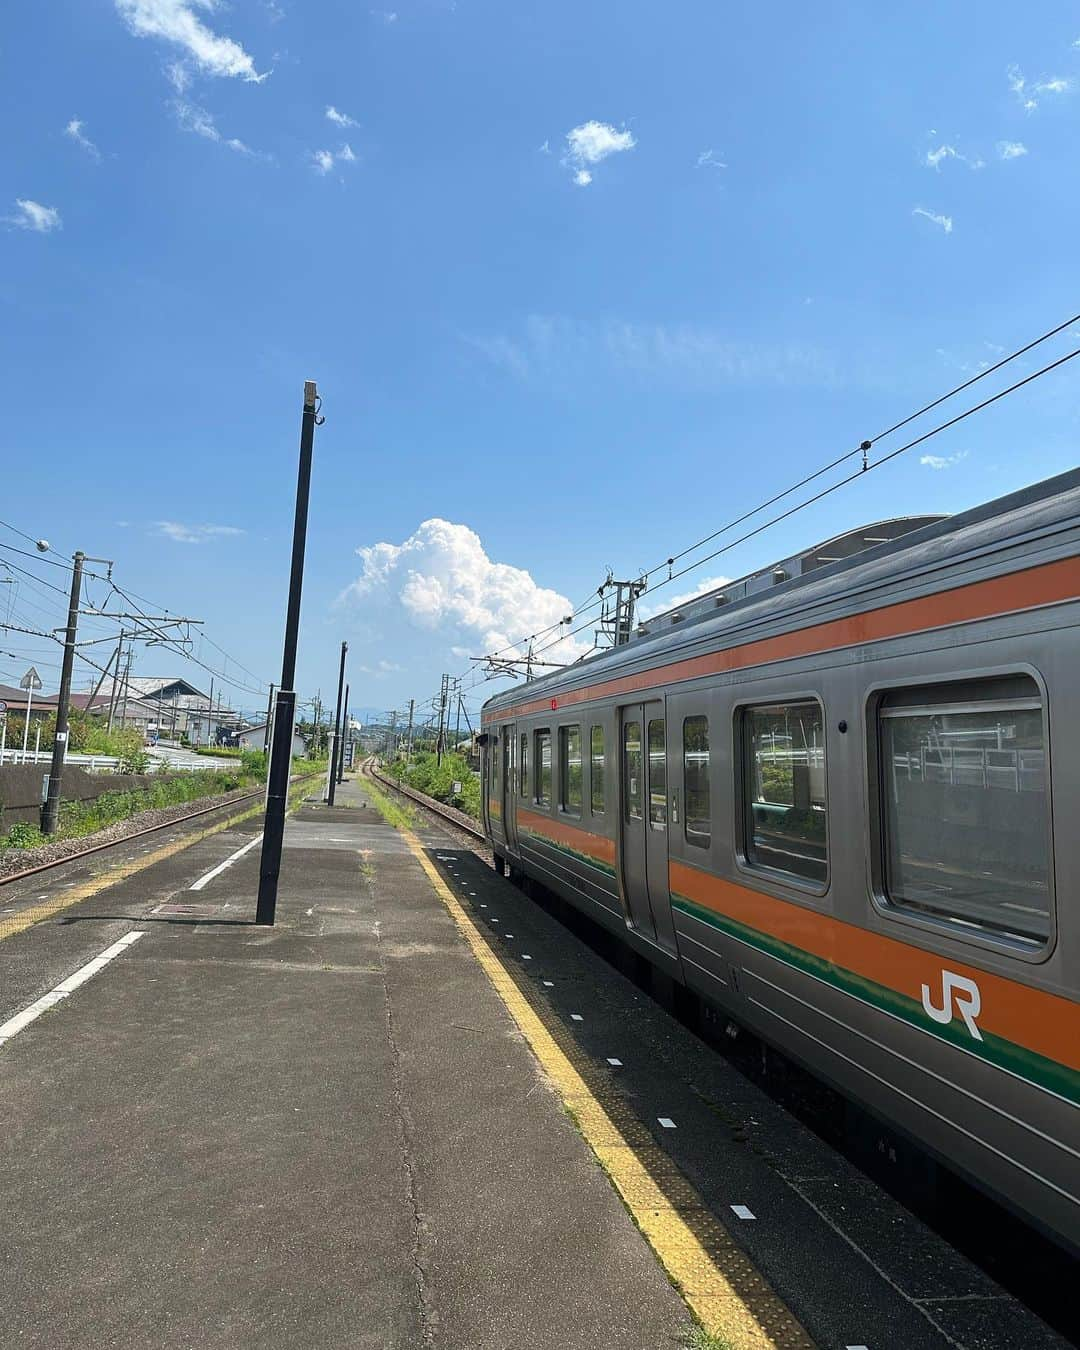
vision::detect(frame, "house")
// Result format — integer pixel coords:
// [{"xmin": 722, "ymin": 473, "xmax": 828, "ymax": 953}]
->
[{"xmin": 235, "ymin": 721, "xmax": 307, "ymax": 758}]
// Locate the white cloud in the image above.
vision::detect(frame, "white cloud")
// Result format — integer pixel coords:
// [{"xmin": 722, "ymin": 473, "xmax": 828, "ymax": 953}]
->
[
  {"xmin": 155, "ymin": 521, "xmax": 244, "ymax": 543},
  {"xmin": 912, "ymin": 206, "xmax": 953, "ymax": 234},
  {"xmin": 1008, "ymin": 65, "xmax": 1070, "ymax": 111},
  {"xmin": 638, "ymin": 576, "xmax": 733, "ymax": 622},
  {"xmin": 920, "ymin": 450, "xmax": 968, "ymax": 471},
  {"xmin": 8, "ymin": 200, "xmax": 62, "ymax": 233},
  {"xmin": 115, "ymin": 0, "xmax": 266, "ymax": 82},
  {"xmin": 326, "ymin": 105, "xmax": 358, "ymax": 128},
  {"xmin": 342, "ymin": 519, "xmax": 593, "ymax": 665},
  {"xmin": 696, "ymin": 148, "xmax": 726, "ymax": 170},
  {"xmin": 538, "ymin": 139, "xmax": 550, "ymax": 154},
  {"xmin": 370, "ymin": 8, "xmax": 398, "ymax": 22},
  {"xmin": 562, "ymin": 119, "xmax": 635, "ymax": 186},
  {"xmin": 172, "ymin": 100, "xmax": 254, "ymax": 153},
  {"xmin": 312, "ymin": 143, "xmax": 356, "ymax": 174},
  {"xmin": 464, "ymin": 315, "xmax": 841, "ymax": 392},
  {"xmin": 924, "ymin": 143, "xmax": 983, "ymax": 171},
  {"xmin": 166, "ymin": 59, "xmax": 191, "ymax": 92},
  {"xmin": 65, "ymin": 117, "xmax": 101, "ymax": 161},
  {"xmin": 997, "ymin": 140, "xmax": 1028, "ymax": 160}
]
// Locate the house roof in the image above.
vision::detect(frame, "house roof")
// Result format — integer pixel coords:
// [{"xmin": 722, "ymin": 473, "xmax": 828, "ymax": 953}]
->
[{"xmin": 124, "ymin": 677, "xmax": 208, "ymax": 701}]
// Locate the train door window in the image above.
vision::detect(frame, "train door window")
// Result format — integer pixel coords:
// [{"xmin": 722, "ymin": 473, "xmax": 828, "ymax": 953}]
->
[
  {"xmin": 559, "ymin": 725, "xmax": 583, "ymax": 816},
  {"xmin": 590, "ymin": 726, "xmax": 605, "ymax": 815},
  {"xmin": 492, "ymin": 736, "xmax": 499, "ymax": 795},
  {"xmin": 648, "ymin": 718, "xmax": 667, "ymax": 829},
  {"xmin": 534, "ymin": 729, "xmax": 552, "ymax": 808},
  {"xmin": 877, "ymin": 676, "xmax": 1051, "ymax": 948},
  {"xmin": 520, "ymin": 734, "xmax": 528, "ymax": 797},
  {"xmin": 623, "ymin": 721, "xmax": 642, "ymax": 821},
  {"xmin": 503, "ymin": 734, "xmax": 512, "ymax": 795},
  {"xmin": 743, "ymin": 701, "xmax": 827, "ymax": 885},
  {"xmin": 683, "ymin": 716, "xmax": 710, "ymax": 848}
]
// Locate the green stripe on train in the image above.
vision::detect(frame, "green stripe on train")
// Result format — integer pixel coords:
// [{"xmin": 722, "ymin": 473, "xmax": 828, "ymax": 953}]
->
[
  {"xmin": 519, "ymin": 826, "xmax": 618, "ymax": 879},
  {"xmin": 672, "ymin": 893, "xmax": 1079, "ymax": 1107}
]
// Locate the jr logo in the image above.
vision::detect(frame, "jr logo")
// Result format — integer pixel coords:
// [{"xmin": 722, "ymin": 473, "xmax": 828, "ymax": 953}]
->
[{"xmin": 921, "ymin": 970, "xmax": 984, "ymax": 1042}]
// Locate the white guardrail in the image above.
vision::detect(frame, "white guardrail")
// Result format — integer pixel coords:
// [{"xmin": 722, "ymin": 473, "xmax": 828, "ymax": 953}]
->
[{"xmin": 0, "ymin": 749, "xmax": 234, "ymax": 774}]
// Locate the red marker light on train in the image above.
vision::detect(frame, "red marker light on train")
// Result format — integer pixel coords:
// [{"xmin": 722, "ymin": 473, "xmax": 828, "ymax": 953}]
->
[{"xmin": 550, "ymin": 698, "xmax": 558, "ymax": 710}]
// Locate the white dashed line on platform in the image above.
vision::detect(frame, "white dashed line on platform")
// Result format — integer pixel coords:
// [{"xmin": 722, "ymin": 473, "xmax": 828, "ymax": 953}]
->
[
  {"xmin": 190, "ymin": 834, "xmax": 262, "ymax": 891},
  {"xmin": 543, "ymin": 980, "xmax": 554, "ymax": 987},
  {"xmin": 522, "ymin": 954, "xmax": 532, "ymax": 960},
  {"xmin": 731, "ymin": 1205, "xmax": 756, "ymax": 1220},
  {"xmin": 571, "ymin": 1014, "xmax": 583, "ymax": 1021},
  {"xmin": 658, "ymin": 1117, "xmax": 676, "ymax": 1129},
  {"xmin": 607, "ymin": 1058, "xmax": 622, "ymax": 1066}
]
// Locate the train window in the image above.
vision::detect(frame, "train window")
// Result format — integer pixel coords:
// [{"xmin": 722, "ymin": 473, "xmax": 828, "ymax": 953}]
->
[
  {"xmin": 559, "ymin": 725, "xmax": 583, "ymax": 816},
  {"xmin": 648, "ymin": 719, "xmax": 667, "ymax": 829},
  {"xmin": 744, "ymin": 701, "xmax": 827, "ymax": 885},
  {"xmin": 590, "ymin": 726, "xmax": 605, "ymax": 815},
  {"xmin": 503, "ymin": 734, "xmax": 512, "ymax": 796},
  {"xmin": 520, "ymin": 734, "xmax": 528, "ymax": 796},
  {"xmin": 534, "ymin": 729, "xmax": 552, "ymax": 808},
  {"xmin": 683, "ymin": 716, "xmax": 710, "ymax": 848},
  {"xmin": 878, "ymin": 676, "xmax": 1051, "ymax": 947},
  {"xmin": 623, "ymin": 720, "xmax": 642, "ymax": 822},
  {"xmin": 492, "ymin": 736, "xmax": 499, "ymax": 794}
]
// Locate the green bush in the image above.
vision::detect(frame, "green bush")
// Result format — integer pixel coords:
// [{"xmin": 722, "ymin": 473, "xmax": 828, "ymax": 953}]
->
[
  {"xmin": 3, "ymin": 821, "xmax": 45, "ymax": 850},
  {"xmin": 240, "ymin": 749, "xmax": 267, "ymax": 778},
  {"xmin": 388, "ymin": 750, "xmax": 481, "ymax": 819}
]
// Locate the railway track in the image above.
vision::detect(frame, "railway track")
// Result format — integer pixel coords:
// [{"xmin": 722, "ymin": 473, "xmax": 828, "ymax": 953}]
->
[
  {"xmin": 363, "ymin": 759, "xmax": 486, "ymax": 842},
  {"xmin": 0, "ymin": 771, "xmax": 321, "ymax": 889}
]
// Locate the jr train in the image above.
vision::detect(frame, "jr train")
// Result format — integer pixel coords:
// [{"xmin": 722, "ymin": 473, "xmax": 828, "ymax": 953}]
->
[{"xmin": 480, "ymin": 468, "xmax": 1080, "ymax": 1255}]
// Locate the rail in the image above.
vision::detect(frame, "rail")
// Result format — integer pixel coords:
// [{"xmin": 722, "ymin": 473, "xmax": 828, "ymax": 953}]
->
[
  {"xmin": 0, "ymin": 769, "xmax": 323, "ymax": 889},
  {"xmin": 365, "ymin": 760, "xmax": 485, "ymax": 841}
]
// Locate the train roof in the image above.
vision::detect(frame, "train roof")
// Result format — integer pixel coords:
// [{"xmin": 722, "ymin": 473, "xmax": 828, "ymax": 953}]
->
[{"xmin": 482, "ymin": 465, "xmax": 1080, "ymax": 716}]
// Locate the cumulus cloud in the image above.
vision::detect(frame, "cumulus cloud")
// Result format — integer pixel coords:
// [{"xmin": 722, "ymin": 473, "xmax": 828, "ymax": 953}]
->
[
  {"xmin": 115, "ymin": 0, "xmax": 266, "ymax": 82},
  {"xmin": 912, "ymin": 206, "xmax": 953, "ymax": 234},
  {"xmin": 172, "ymin": 100, "xmax": 254, "ymax": 153},
  {"xmin": 155, "ymin": 521, "xmax": 244, "ymax": 543},
  {"xmin": 8, "ymin": 199, "xmax": 61, "ymax": 232},
  {"xmin": 638, "ymin": 575, "xmax": 733, "ymax": 622},
  {"xmin": 342, "ymin": 519, "xmax": 593, "ymax": 664},
  {"xmin": 920, "ymin": 450, "xmax": 968, "ymax": 471},
  {"xmin": 326, "ymin": 104, "xmax": 358, "ymax": 127},
  {"xmin": 563, "ymin": 119, "xmax": 635, "ymax": 186},
  {"xmin": 312, "ymin": 143, "xmax": 356, "ymax": 174},
  {"xmin": 997, "ymin": 140, "xmax": 1028, "ymax": 160},
  {"xmin": 65, "ymin": 117, "xmax": 101, "ymax": 160}
]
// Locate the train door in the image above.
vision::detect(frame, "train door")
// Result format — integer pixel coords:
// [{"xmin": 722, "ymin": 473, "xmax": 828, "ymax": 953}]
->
[
  {"xmin": 502, "ymin": 723, "xmax": 518, "ymax": 854},
  {"xmin": 619, "ymin": 701, "xmax": 677, "ymax": 952}
]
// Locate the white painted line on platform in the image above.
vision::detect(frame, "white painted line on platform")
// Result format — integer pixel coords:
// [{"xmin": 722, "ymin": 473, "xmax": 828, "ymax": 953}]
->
[
  {"xmin": 543, "ymin": 980, "xmax": 554, "ymax": 987},
  {"xmin": 490, "ymin": 918, "xmax": 499, "ymax": 924},
  {"xmin": 522, "ymin": 954, "xmax": 532, "ymax": 960},
  {"xmin": 305, "ymin": 907, "xmax": 314, "ymax": 916},
  {"xmin": 607, "ymin": 1057, "xmax": 622, "ymax": 1066},
  {"xmin": 658, "ymin": 1117, "xmax": 676, "ymax": 1129},
  {"xmin": 505, "ymin": 933, "xmax": 514, "ymax": 938},
  {"xmin": 731, "ymin": 1205, "xmax": 756, "ymax": 1220},
  {"xmin": 479, "ymin": 903, "xmax": 487, "ymax": 908},
  {"xmin": 845, "ymin": 1345, "xmax": 870, "ymax": 1349},
  {"xmin": 571, "ymin": 1013, "xmax": 583, "ymax": 1022},
  {"xmin": 189, "ymin": 834, "xmax": 262, "ymax": 891},
  {"xmin": 0, "ymin": 932, "xmax": 145, "ymax": 1050}
]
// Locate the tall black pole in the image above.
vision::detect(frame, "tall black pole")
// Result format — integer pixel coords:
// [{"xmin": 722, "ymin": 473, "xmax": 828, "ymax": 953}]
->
[
  {"xmin": 257, "ymin": 379, "xmax": 319, "ymax": 926},
  {"xmin": 41, "ymin": 552, "xmax": 85, "ymax": 835},
  {"xmin": 337, "ymin": 682, "xmax": 349, "ymax": 782},
  {"xmin": 327, "ymin": 640, "xmax": 347, "ymax": 805},
  {"xmin": 262, "ymin": 682, "xmax": 275, "ymax": 754}
]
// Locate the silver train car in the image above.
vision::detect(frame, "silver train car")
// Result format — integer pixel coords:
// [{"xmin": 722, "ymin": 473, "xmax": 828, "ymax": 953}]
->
[{"xmin": 480, "ymin": 469, "xmax": 1080, "ymax": 1254}]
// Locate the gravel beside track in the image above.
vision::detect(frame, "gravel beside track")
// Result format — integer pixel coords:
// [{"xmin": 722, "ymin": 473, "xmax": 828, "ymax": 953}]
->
[{"xmin": 0, "ymin": 785, "xmax": 263, "ymax": 882}]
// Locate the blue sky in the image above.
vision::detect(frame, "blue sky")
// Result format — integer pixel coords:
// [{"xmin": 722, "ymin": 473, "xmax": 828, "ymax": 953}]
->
[{"xmin": 2, "ymin": 2, "xmax": 1079, "ymax": 727}]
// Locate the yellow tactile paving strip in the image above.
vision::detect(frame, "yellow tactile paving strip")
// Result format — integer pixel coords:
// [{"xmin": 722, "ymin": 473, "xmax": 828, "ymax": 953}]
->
[
  {"xmin": 0, "ymin": 780, "xmax": 314, "ymax": 946},
  {"xmin": 404, "ymin": 830, "xmax": 814, "ymax": 1350}
]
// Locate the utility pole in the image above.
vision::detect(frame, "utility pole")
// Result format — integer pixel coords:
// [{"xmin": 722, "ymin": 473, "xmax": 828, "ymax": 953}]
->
[
  {"xmin": 263, "ymin": 683, "xmax": 275, "ymax": 753},
  {"xmin": 42, "ymin": 551, "xmax": 105, "ymax": 834},
  {"xmin": 206, "ymin": 676, "xmax": 214, "ymax": 748},
  {"xmin": 436, "ymin": 673, "xmax": 449, "ymax": 765},
  {"xmin": 119, "ymin": 644, "xmax": 133, "ymax": 730},
  {"xmin": 327, "ymin": 639, "xmax": 347, "ymax": 806},
  {"xmin": 338, "ymin": 682, "xmax": 349, "ymax": 781},
  {"xmin": 257, "ymin": 378, "xmax": 321, "ymax": 926},
  {"xmin": 384, "ymin": 708, "xmax": 399, "ymax": 761},
  {"xmin": 405, "ymin": 698, "xmax": 415, "ymax": 764}
]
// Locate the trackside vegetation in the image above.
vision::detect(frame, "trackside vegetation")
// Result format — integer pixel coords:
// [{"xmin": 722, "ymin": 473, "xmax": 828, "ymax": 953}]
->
[{"xmin": 383, "ymin": 750, "xmax": 481, "ymax": 819}]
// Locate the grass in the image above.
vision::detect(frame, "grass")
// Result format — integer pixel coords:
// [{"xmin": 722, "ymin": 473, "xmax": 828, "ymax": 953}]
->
[
  {"xmin": 682, "ymin": 1328, "xmax": 736, "ymax": 1350},
  {"xmin": 361, "ymin": 776, "xmax": 416, "ymax": 832}
]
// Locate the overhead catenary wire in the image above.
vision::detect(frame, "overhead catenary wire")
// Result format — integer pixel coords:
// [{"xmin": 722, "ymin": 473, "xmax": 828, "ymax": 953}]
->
[
  {"xmin": 467, "ymin": 308, "xmax": 1080, "ymax": 676},
  {"xmin": 524, "ymin": 340, "xmax": 1080, "ymax": 663}
]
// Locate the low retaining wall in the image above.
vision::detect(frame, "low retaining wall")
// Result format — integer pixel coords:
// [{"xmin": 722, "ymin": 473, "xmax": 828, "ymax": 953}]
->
[{"xmin": 0, "ymin": 764, "xmax": 172, "ymax": 831}]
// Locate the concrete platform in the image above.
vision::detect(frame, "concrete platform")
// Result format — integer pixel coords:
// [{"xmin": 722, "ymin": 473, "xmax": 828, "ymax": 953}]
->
[
  {"xmin": 0, "ymin": 776, "xmax": 1067, "ymax": 1349},
  {"xmin": 0, "ymin": 783, "xmax": 693, "ymax": 1349}
]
